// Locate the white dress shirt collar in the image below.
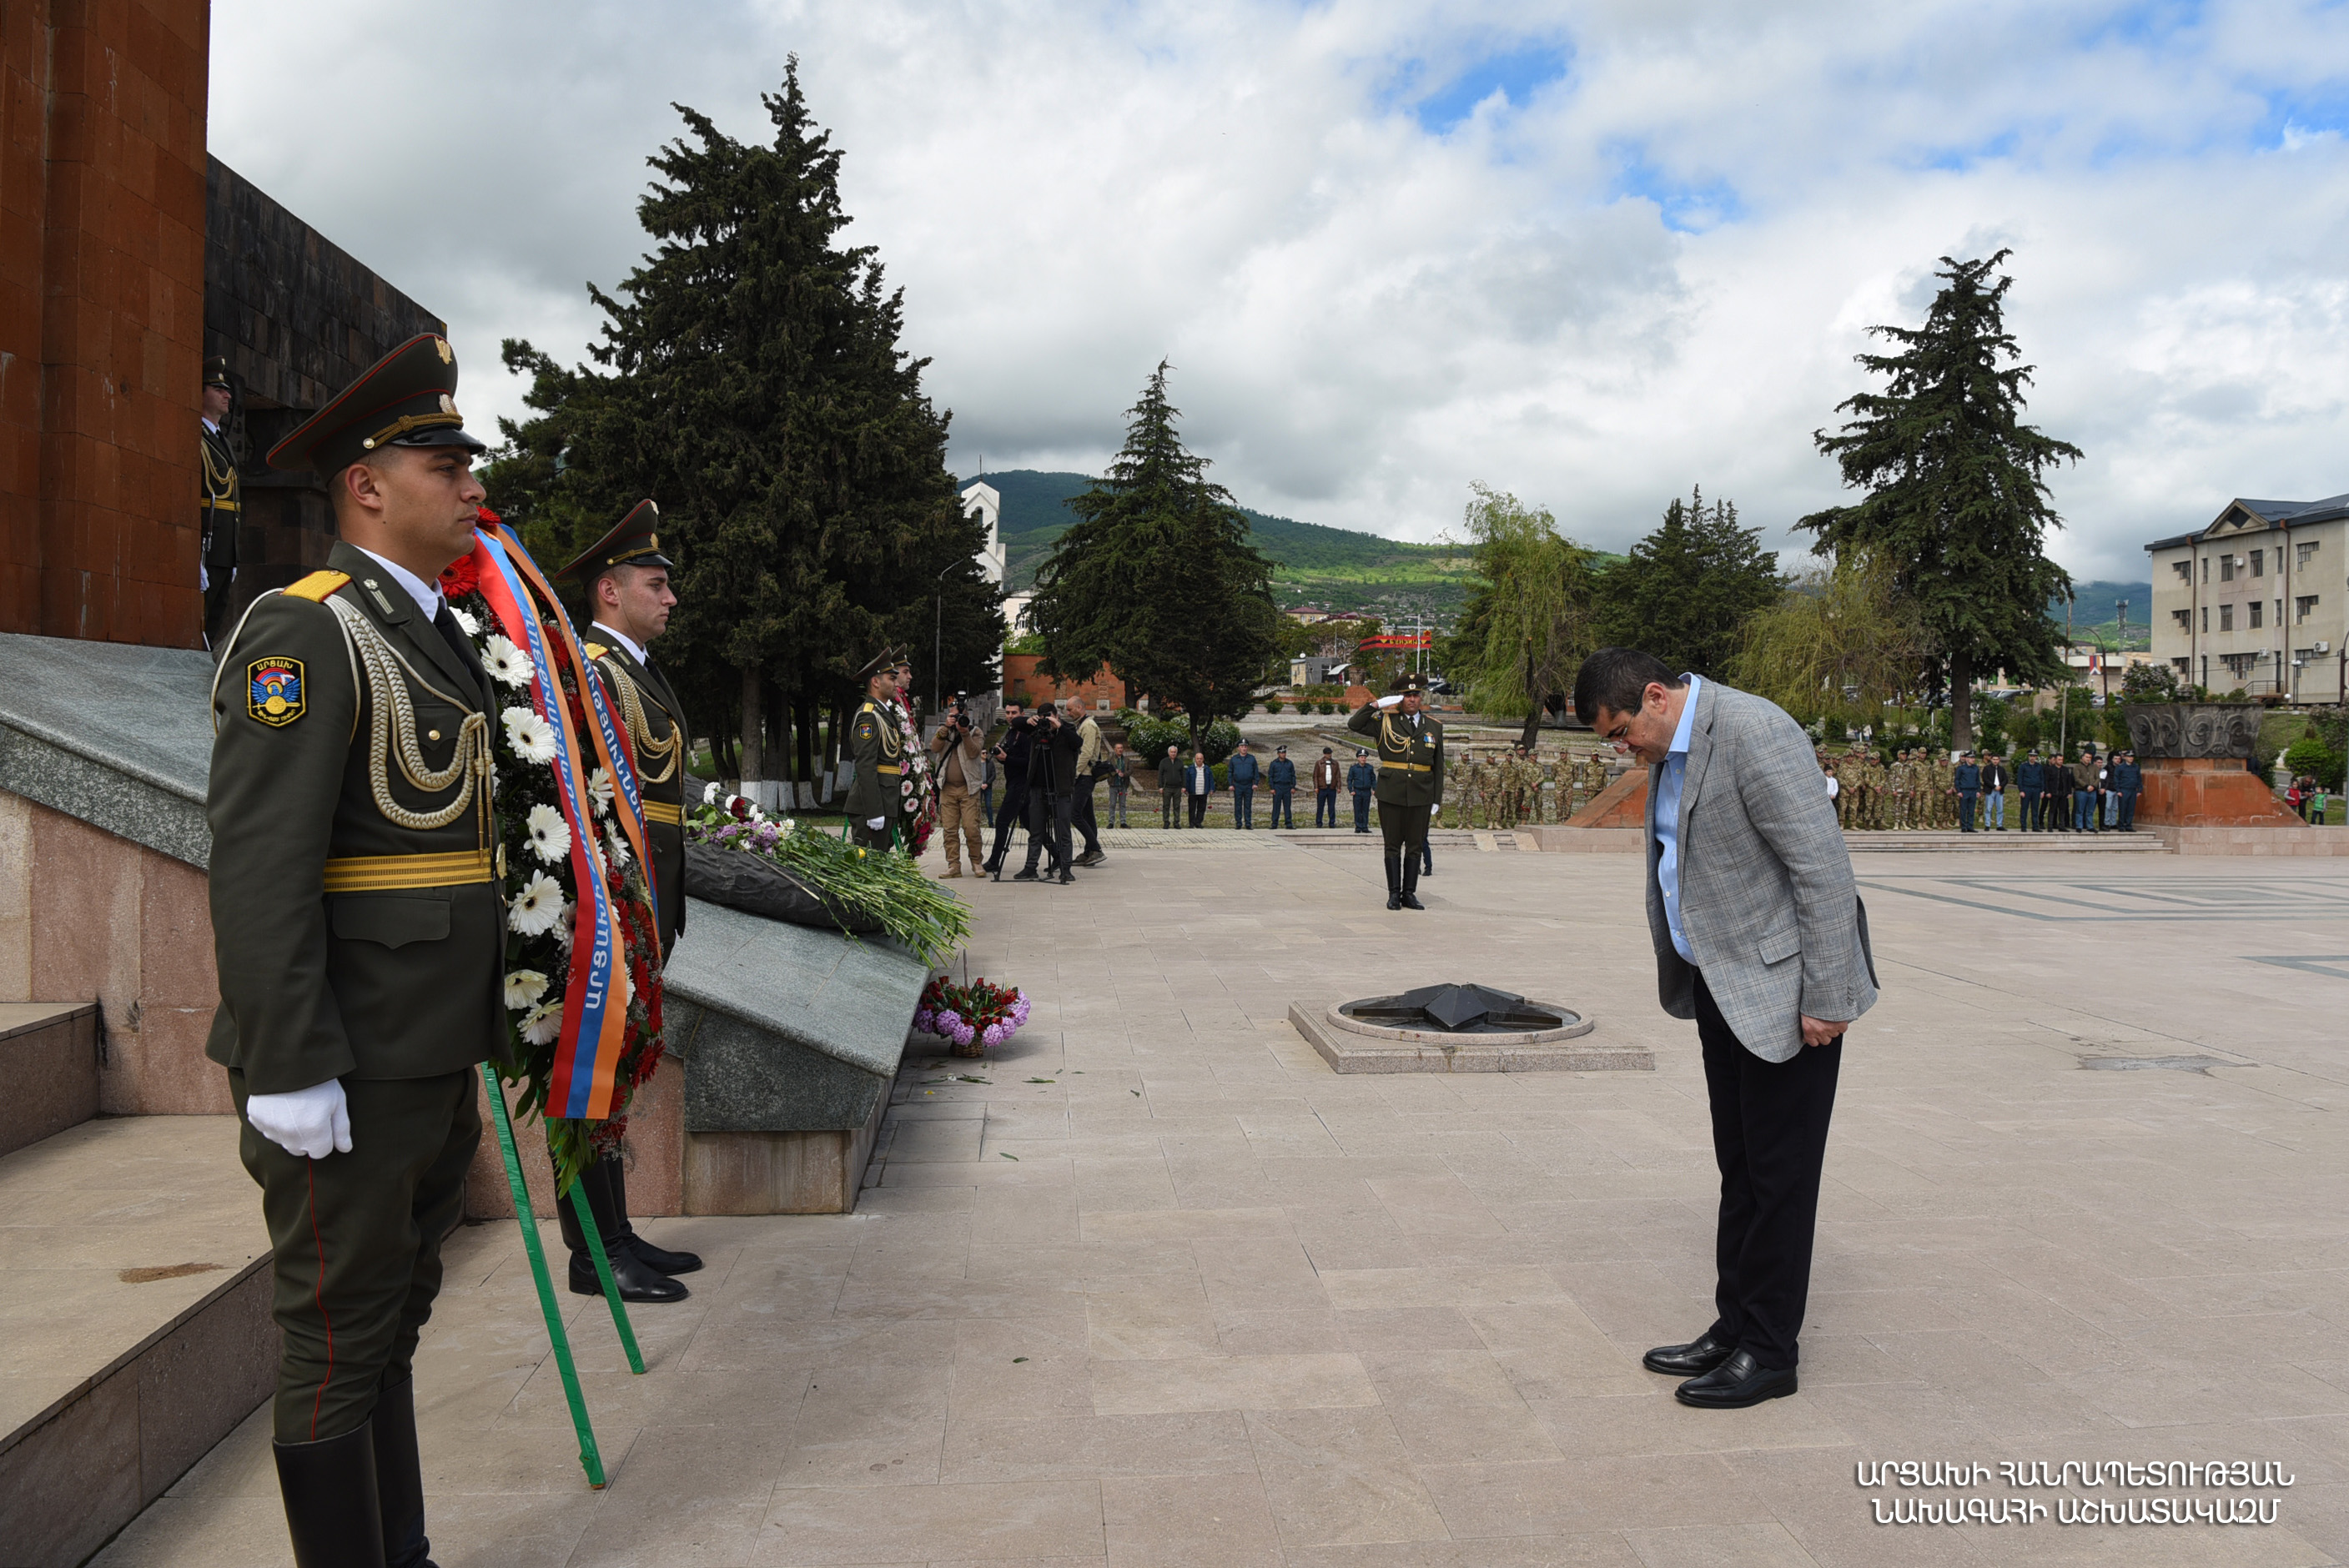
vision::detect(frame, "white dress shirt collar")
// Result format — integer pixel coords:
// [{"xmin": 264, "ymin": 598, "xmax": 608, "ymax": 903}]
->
[
  {"xmin": 591, "ymin": 621, "xmax": 650, "ymax": 666},
  {"xmin": 351, "ymin": 547, "xmax": 442, "ymax": 621},
  {"xmin": 1668, "ymin": 675, "xmax": 1702, "ymax": 758}
]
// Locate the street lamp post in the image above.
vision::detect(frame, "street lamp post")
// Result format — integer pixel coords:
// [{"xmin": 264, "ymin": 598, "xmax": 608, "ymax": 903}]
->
[{"xmin": 933, "ymin": 560, "xmax": 957, "ymax": 729}]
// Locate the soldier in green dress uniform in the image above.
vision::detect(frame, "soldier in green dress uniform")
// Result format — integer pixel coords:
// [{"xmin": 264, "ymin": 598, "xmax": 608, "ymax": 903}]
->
[
  {"xmin": 844, "ymin": 647, "xmax": 910, "ymax": 850},
  {"xmin": 207, "ymin": 333, "xmax": 495, "ymax": 1568},
  {"xmin": 549, "ymin": 500, "xmax": 702, "ymax": 1305},
  {"xmin": 199, "ymin": 355, "xmax": 242, "ymax": 644},
  {"xmin": 1347, "ymin": 672, "xmax": 1445, "ymax": 910}
]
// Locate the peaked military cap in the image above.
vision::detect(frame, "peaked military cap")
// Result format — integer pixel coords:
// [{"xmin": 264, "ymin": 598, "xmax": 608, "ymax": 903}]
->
[
  {"xmin": 266, "ymin": 333, "xmax": 487, "ymax": 475},
  {"xmin": 1389, "ymin": 671, "xmax": 1429, "ymax": 695},
  {"xmin": 856, "ymin": 645, "xmax": 905, "ymax": 684},
  {"xmin": 556, "ymin": 500, "xmax": 672, "ymax": 581},
  {"xmin": 203, "ymin": 355, "xmax": 233, "ymax": 389}
]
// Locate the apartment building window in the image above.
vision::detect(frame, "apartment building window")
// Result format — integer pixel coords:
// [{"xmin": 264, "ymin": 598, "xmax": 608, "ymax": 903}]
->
[
  {"xmin": 2299, "ymin": 594, "xmax": 2321, "ymax": 621},
  {"xmin": 2251, "ymin": 549, "xmax": 2265, "ymax": 576},
  {"xmin": 2221, "ymin": 652, "xmax": 2257, "ymax": 680},
  {"xmin": 2171, "ymin": 657, "xmax": 2191, "ymax": 676},
  {"xmin": 2202, "ymin": 557, "xmax": 2211, "ymax": 582},
  {"xmin": 2221, "ymin": 555, "xmax": 2238, "ymax": 581},
  {"xmin": 2296, "ymin": 648, "xmax": 2318, "ymax": 666},
  {"xmin": 2220, "ymin": 603, "xmax": 2234, "ymax": 631},
  {"xmin": 2300, "ymin": 540, "xmax": 2321, "ymax": 567},
  {"xmin": 2172, "ymin": 560, "xmax": 2192, "ymax": 581},
  {"xmin": 2250, "ymin": 601, "xmax": 2265, "ymax": 629},
  {"xmin": 2277, "ymin": 599, "xmax": 2285, "ymax": 627},
  {"xmin": 2202, "ymin": 606, "xmax": 2210, "ymax": 631},
  {"xmin": 2171, "ymin": 609, "xmax": 2191, "ymax": 630}
]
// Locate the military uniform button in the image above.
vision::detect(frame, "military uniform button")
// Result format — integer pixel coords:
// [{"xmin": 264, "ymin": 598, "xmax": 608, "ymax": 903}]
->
[{"xmin": 429, "ymin": 729, "xmax": 441, "ymax": 741}]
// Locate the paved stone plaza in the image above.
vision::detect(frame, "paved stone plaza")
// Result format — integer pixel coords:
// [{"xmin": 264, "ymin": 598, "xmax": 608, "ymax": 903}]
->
[{"xmin": 94, "ymin": 840, "xmax": 2349, "ymax": 1566}]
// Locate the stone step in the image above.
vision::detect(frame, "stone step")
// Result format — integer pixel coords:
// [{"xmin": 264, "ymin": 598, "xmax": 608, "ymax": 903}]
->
[
  {"xmin": 0, "ymin": 1003, "xmax": 99, "ymax": 1159},
  {"xmin": 0, "ymin": 1116, "xmax": 274, "ymax": 1567},
  {"xmin": 1840, "ymin": 831, "xmax": 2166, "ymax": 852}
]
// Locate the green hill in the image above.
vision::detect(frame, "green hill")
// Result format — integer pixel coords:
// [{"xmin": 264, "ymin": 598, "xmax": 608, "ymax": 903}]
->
[
  {"xmin": 2053, "ymin": 579, "xmax": 2155, "ymax": 651},
  {"xmin": 974, "ymin": 470, "xmax": 1476, "ymax": 621}
]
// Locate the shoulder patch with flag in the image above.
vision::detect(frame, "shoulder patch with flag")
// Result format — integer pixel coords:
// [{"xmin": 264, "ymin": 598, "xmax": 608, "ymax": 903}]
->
[{"xmin": 248, "ymin": 657, "xmax": 304, "ymax": 726}]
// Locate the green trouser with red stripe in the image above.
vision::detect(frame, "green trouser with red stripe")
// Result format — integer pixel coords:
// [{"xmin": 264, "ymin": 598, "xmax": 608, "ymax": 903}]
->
[{"xmin": 230, "ymin": 1067, "xmax": 481, "ymax": 1441}]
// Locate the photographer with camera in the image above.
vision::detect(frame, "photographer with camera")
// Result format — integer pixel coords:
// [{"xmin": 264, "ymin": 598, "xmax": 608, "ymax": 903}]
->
[
  {"xmin": 1016, "ymin": 701, "xmax": 1084, "ymax": 882},
  {"xmin": 930, "ymin": 696, "xmax": 986, "ymax": 878}
]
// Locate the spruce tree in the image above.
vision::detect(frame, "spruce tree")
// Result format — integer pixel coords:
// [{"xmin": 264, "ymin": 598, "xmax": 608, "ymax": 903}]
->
[
  {"xmin": 1028, "ymin": 364, "xmax": 1280, "ymax": 746},
  {"xmin": 1798, "ymin": 250, "xmax": 2080, "ymax": 750},
  {"xmin": 487, "ymin": 61, "xmax": 995, "ymax": 790},
  {"xmin": 1594, "ymin": 486, "xmax": 1780, "ymax": 678}
]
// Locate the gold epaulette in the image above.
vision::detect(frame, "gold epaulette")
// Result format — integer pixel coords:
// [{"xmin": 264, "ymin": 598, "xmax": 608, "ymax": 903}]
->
[
  {"xmin": 284, "ymin": 570, "xmax": 350, "ymax": 603},
  {"xmin": 584, "ymin": 642, "xmax": 608, "ymax": 659}
]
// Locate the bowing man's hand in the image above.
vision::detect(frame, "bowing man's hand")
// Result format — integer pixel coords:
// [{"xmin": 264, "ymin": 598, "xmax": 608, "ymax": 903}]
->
[{"xmin": 1800, "ymin": 1014, "xmax": 1846, "ymax": 1048}]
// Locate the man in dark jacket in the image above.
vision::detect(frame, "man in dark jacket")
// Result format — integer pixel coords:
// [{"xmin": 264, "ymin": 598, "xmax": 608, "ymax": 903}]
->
[
  {"xmin": 1979, "ymin": 753, "xmax": 2009, "ymax": 831},
  {"xmin": 1268, "ymin": 745, "xmax": 1298, "ymax": 827},
  {"xmin": 1954, "ymin": 752, "xmax": 1980, "ymax": 832},
  {"xmin": 2115, "ymin": 750, "xmax": 2142, "ymax": 831},
  {"xmin": 2072, "ymin": 748, "xmax": 2101, "ymax": 833},
  {"xmin": 1158, "ymin": 744, "xmax": 1184, "ymax": 827},
  {"xmin": 1186, "ymin": 749, "xmax": 1215, "ymax": 827},
  {"xmin": 1347, "ymin": 749, "xmax": 1376, "ymax": 832},
  {"xmin": 1228, "ymin": 742, "xmax": 1260, "ymax": 828},
  {"xmin": 2018, "ymin": 751, "xmax": 2043, "ymax": 831},
  {"xmin": 983, "ymin": 702, "xmax": 1032, "ymax": 872},
  {"xmin": 1312, "ymin": 747, "xmax": 1340, "ymax": 827},
  {"xmin": 2045, "ymin": 749, "xmax": 2074, "ymax": 829},
  {"xmin": 1016, "ymin": 702, "xmax": 1082, "ymax": 882}
]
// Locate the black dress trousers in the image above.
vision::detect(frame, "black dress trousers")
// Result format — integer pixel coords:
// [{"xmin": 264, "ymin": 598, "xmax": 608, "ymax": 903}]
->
[{"xmin": 1694, "ymin": 971, "xmax": 1841, "ymax": 1371}]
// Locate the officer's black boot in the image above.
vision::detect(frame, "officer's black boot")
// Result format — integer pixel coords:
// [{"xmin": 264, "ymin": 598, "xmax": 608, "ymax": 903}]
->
[
  {"xmin": 560, "ymin": 1158, "xmax": 687, "ymax": 1302},
  {"xmin": 1401, "ymin": 857, "xmax": 1426, "ymax": 910},
  {"xmin": 1384, "ymin": 852, "xmax": 1403, "ymax": 911},
  {"xmin": 606, "ymin": 1158, "xmax": 702, "ymax": 1275},
  {"xmin": 274, "ymin": 1424, "xmax": 387, "ymax": 1568},
  {"xmin": 370, "ymin": 1375, "xmax": 438, "ymax": 1568}
]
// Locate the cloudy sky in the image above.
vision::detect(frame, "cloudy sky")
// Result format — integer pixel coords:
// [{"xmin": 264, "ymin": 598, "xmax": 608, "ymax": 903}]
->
[{"xmin": 209, "ymin": 1, "xmax": 2349, "ymax": 581}]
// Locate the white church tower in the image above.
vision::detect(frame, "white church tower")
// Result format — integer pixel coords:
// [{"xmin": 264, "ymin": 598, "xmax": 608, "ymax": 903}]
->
[{"xmin": 960, "ymin": 481, "xmax": 1004, "ymax": 585}]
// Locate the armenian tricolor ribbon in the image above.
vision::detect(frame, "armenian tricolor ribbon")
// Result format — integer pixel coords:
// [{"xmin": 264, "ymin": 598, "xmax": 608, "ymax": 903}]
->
[{"xmin": 465, "ymin": 521, "xmax": 656, "ymax": 1121}]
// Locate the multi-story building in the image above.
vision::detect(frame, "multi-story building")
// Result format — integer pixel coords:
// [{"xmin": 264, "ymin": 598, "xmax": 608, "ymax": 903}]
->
[{"xmin": 2147, "ymin": 495, "xmax": 2349, "ymax": 702}]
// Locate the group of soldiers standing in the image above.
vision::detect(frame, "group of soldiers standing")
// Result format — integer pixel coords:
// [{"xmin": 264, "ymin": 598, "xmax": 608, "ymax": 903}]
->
[
  {"xmin": 1439, "ymin": 744, "xmax": 1615, "ymax": 829},
  {"xmin": 1821, "ymin": 746, "xmax": 1959, "ymax": 831}
]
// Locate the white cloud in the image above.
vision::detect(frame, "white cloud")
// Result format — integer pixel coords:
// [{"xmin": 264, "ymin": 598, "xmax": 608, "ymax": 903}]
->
[{"xmin": 208, "ymin": 0, "xmax": 2349, "ymax": 580}]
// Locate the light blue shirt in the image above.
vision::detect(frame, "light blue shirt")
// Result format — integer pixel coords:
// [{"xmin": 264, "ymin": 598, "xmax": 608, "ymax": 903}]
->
[{"xmin": 1652, "ymin": 676, "xmax": 1702, "ymax": 963}]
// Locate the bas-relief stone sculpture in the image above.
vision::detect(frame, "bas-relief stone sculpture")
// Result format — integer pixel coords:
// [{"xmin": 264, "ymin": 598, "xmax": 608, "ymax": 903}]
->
[{"xmin": 2124, "ymin": 702, "xmax": 2261, "ymax": 760}]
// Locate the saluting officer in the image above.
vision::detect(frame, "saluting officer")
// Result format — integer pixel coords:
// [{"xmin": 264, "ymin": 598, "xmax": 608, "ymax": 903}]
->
[
  {"xmin": 199, "ymin": 355, "xmax": 242, "ymax": 644},
  {"xmin": 844, "ymin": 646, "xmax": 908, "ymax": 850},
  {"xmin": 1347, "ymin": 671, "xmax": 1446, "ymax": 910},
  {"xmin": 551, "ymin": 500, "xmax": 702, "ymax": 1304},
  {"xmin": 208, "ymin": 334, "xmax": 496, "ymax": 1568}
]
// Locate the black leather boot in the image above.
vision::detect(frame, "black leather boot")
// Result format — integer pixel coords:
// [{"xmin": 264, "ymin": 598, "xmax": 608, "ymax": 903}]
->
[
  {"xmin": 1401, "ymin": 858, "xmax": 1426, "ymax": 910},
  {"xmin": 370, "ymin": 1375, "xmax": 437, "ymax": 1568},
  {"xmin": 274, "ymin": 1424, "xmax": 387, "ymax": 1568},
  {"xmin": 606, "ymin": 1158, "xmax": 701, "ymax": 1275},
  {"xmin": 558, "ymin": 1159, "xmax": 687, "ymax": 1302},
  {"xmin": 1383, "ymin": 852, "xmax": 1403, "ymax": 911}
]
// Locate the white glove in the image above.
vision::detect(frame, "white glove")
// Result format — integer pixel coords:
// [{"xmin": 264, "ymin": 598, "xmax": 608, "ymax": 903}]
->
[
  {"xmin": 868, "ymin": 817, "xmax": 886, "ymax": 830},
  {"xmin": 1376, "ymin": 694, "xmax": 1404, "ymax": 709},
  {"xmin": 245, "ymin": 1080, "xmax": 351, "ymax": 1159}
]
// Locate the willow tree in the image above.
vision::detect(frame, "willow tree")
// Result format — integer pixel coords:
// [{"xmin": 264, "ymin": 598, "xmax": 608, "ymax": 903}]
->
[
  {"xmin": 1448, "ymin": 485, "xmax": 1601, "ymax": 749},
  {"xmin": 1729, "ymin": 551, "xmax": 1925, "ymax": 729},
  {"xmin": 1797, "ymin": 249, "xmax": 2080, "ymax": 750}
]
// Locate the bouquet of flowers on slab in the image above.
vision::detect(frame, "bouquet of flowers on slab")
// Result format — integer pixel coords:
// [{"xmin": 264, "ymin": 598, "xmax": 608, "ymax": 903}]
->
[
  {"xmin": 915, "ymin": 974, "xmax": 1029, "ymax": 1057},
  {"xmin": 690, "ymin": 786, "xmax": 970, "ymax": 967},
  {"xmin": 440, "ymin": 508, "xmax": 664, "ymax": 1194}
]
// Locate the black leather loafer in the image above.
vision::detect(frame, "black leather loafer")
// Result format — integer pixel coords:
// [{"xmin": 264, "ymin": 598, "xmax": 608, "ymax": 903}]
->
[
  {"xmin": 1642, "ymin": 1332, "xmax": 1735, "ymax": 1376},
  {"xmin": 1675, "ymin": 1349, "xmax": 1797, "ymax": 1409}
]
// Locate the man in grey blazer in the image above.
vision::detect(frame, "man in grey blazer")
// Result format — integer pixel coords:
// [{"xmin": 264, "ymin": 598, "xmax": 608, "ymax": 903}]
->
[{"xmin": 1574, "ymin": 648, "xmax": 1879, "ymax": 1410}]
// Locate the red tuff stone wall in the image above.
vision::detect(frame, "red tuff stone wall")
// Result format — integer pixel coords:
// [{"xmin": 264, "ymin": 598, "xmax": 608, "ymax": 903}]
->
[
  {"xmin": 2135, "ymin": 757, "xmax": 2298, "ymax": 827},
  {"xmin": 0, "ymin": 0, "xmax": 212, "ymax": 649}
]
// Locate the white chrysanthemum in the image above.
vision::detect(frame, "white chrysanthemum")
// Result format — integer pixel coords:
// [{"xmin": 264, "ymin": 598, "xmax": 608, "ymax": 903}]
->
[
  {"xmin": 508, "ymin": 872, "xmax": 563, "ymax": 936},
  {"xmin": 606, "ymin": 827, "xmax": 631, "ymax": 869},
  {"xmin": 450, "ymin": 605, "xmax": 480, "ymax": 637},
  {"xmin": 521, "ymin": 1001, "xmax": 562, "ymax": 1045},
  {"xmin": 703, "ymin": 780, "xmax": 722, "ymax": 804},
  {"xmin": 588, "ymin": 767, "xmax": 614, "ymax": 817},
  {"xmin": 504, "ymin": 969, "xmax": 549, "ymax": 1009},
  {"xmin": 554, "ymin": 902, "xmax": 576, "ymax": 947},
  {"xmin": 482, "ymin": 634, "xmax": 530, "ymax": 688},
  {"xmin": 526, "ymin": 803, "xmax": 571, "ymax": 864},
  {"xmin": 501, "ymin": 706, "xmax": 557, "ymax": 764}
]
